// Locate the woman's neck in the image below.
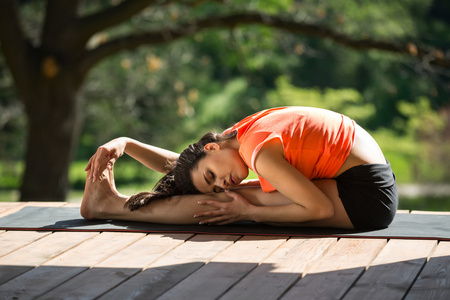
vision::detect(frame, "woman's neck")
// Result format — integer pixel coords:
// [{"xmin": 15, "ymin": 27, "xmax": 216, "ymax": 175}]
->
[{"xmin": 221, "ymin": 135, "xmax": 241, "ymax": 150}]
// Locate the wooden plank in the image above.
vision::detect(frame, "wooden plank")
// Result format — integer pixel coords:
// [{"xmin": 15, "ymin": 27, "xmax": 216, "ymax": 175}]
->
[
  {"xmin": 0, "ymin": 230, "xmax": 51, "ymax": 258},
  {"xmin": 40, "ymin": 232, "xmax": 145, "ymax": 267},
  {"xmin": 64, "ymin": 202, "xmax": 81, "ymax": 208},
  {"xmin": 281, "ymin": 238, "xmax": 387, "ymax": 300},
  {"xmin": 0, "ymin": 202, "xmax": 25, "ymax": 216},
  {"xmin": 411, "ymin": 211, "xmax": 450, "ymax": 215},
  {"xmin": 221, "ymin": 237, "xmax": 337, "ymax": 300},
  {"xmin": 405, "ymin": 241, "xmax": 450, "ymax": 300},
  {"xmin": 0, "ymin": 265, "xmax": 88, "ymax": 300},
  {"xmin": 4, "ymin": 232, "xmax": 144, "ymax": 300},
  {"xmin": 26, "ymin": 202, "xmax": 68, "ymax": 207},
  {"xmin": 98, "ymin": 234, "xmax": 239, "ymax": 300},
  {"xmin": 343, "ymin": 239, "xmax": 437, "ymax": 300},
  {"xmin": 158, "ymin": 235, "xmax": 288, "ymax": 300},
  {"xmin": 32, "ymin": 234, "xmax": 191, "ymax": 300},
  {"xmin": 95, "ymin": 233, "xmax": 192, "ymax": 268},
  {"xmin": 0, "ymin": 202, "xmax": 26, "ymax": 218},
  {"xmin": 0, "ymin": 231, "xmax": 97, "ymax": 285}
]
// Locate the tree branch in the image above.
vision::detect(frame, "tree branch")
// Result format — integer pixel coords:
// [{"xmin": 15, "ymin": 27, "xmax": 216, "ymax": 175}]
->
[
  {"xmin": 0, "ymin": 0, "xmax": 37, "ymax": 97},
  {"xmin": 41, "ymin": 0, "xmax": 79, "ymax": 50},
  {"xmin": 76, "ymin": 0, "xmax": 159, "ymax": 44},
  {"xmin": 80, "ymin": 12, "xmax": 450, "ymax": 75}
]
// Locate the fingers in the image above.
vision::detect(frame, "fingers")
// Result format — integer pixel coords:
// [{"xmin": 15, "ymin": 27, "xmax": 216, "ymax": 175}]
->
[
  {"xmin": 224, "ymin": 190, "xmax": 238, "ymax": 198},
  {"xmin": 84, "ymin": 161, "xmax": 92, "ymax": 172},
  {"xmin": 86, "ymin": 147, "xmax": 116, "ymax": 182},
  {"xmin": 198, "ymin": 215, "xmax": 234, "ymax": 225},
  {"xmin": 194, "ymin": 205, "xmax": 226, "ymax": 224},
  {"xmin": 194, "ymin": 202, "xmax": 236, "ymax": 225},
  {"xmin": 91, "ymin": 154, "xmax": 105, "ymax": 182},
  {"xmin": 193, "ymin": 209, "xmax": 222, "ymax": 219},
  {"xmin": 108, "ymin": 157, "xmax": 117, "ymax": 169},
  {"xmin": 197, "ymin": 200, "xmax": 225, "ymax": 208}
]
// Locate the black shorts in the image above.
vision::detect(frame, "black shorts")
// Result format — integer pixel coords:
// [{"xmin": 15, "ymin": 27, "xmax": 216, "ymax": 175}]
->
[{"xmin": 335, "ymin": 161, "xmax": 398, "ymax": 230}]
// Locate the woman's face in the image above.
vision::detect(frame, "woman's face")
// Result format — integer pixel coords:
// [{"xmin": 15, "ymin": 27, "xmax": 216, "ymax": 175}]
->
[{"xmin": 191, "ymin": 143, "xmax": 248, "ymax": 193}]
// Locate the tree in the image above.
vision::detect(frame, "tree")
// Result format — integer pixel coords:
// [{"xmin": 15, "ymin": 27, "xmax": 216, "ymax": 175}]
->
[{"xmin": 0, "ymin": 0, "xmax": 448, "ymax": 201}]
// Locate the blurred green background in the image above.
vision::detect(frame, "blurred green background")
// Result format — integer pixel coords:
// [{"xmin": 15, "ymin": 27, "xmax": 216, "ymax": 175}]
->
[{"xmin": 1, "ymin": 0, "xmax": 450, "ymax": 211}]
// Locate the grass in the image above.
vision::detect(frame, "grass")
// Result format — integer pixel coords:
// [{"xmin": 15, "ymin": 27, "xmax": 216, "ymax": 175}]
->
[
  {"xmin": 1, "ymin": 158, "xmax": 160, "ymax": 203},
  {"xmin": 0, "ymin": 185, "xmax": 148, "ymax": 203},
  {"xmin": 398, "ymin": 196, "xmax": 450, "ymax": 212},
  {"xmin": 0, "ymin": 190, "xmax": 19, "ymax": 202}
]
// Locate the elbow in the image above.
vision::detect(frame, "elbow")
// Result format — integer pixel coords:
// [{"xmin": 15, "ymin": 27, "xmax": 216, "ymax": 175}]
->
[{"xmin": 313, "ymin": 204, "xmax": 335, "ymax": 221}]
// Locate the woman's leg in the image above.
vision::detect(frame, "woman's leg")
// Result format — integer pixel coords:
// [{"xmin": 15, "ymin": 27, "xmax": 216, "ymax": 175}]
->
[
  {"xmin": 80, "ymin": 168, "xmax": 129, "ymax": 220},
  {"xmin": 300, "ymin": 179, "xmax": 354, "ymax": 229},
  {"xmin": 251, "ymin": 180, "xmax": 354, "ymax": 229},
  {"xmin": 81, "ymin": 165, "xmax": 298, "ymax": 223},
  {"xmin": 81, "ymin": 169, "xmax": 353, "ymax": 228},
  {"xmin": 201, "ymin": 180, "xmax": 354, "ymax": 229},
  {"xmin": 81, "ymin": 167, "xmax": 236, "ymax": 224}
]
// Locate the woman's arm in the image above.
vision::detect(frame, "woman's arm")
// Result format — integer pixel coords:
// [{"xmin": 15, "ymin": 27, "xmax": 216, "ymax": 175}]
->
[
  {"xmin": 86, "ymin": 137, "xmax": 179, "ymax": 182},
  {"xmin": 249, "ymin": 139, "xmax": 335, "ymax": 222},
  {"xmin": 123, "ymin": 138, "xmax": 179, "ymax": 172},
  {"xmin": 195, "ymin": 139, "xmax": 335, "ymax": 225}
]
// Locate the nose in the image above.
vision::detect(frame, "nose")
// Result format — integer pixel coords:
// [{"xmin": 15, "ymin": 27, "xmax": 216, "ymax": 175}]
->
[{"xmin": 215, "ymin": 178, "xmax": 227, "ymax": 190}]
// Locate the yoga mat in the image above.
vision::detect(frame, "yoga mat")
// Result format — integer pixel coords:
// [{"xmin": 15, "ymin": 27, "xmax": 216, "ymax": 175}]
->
[{"xmin": 0, "ymin": 206, "xmax": 449, "ymax": 240}]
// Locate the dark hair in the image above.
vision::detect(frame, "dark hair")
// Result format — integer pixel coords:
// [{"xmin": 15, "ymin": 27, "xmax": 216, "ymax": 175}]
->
[{"xmin": 125, "ymin": 130, "xmax": 237, "ymax": 211}]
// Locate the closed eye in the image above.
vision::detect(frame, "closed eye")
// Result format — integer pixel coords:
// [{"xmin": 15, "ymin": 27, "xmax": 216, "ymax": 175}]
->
[
  {"xmin": 209, "ymin": 171, "xmax": 224, "ymax": 193},
  {"xmin": 206, "ymin": 171, "xmax": 223, "ymax": 193},
  {"xmin": 203, "ymin": 170, "xmax": 215, "ymax": 187}
]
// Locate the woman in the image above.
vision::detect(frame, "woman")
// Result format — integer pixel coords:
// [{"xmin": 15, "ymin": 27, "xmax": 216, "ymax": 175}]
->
[{"xmin": 82, "ymin": 106, "xmax": 398, "ymax": 230}]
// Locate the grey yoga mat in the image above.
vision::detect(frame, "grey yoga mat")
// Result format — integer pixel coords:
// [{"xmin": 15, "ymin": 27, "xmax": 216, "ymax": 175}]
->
[{"xmin": 0, "ymin": 206, "xmax": 449, "ymax": 240}]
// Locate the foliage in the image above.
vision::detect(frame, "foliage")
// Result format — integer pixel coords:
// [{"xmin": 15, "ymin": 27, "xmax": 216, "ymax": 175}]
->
[
  {"xmin": 0, "ymin": 161, "xmax": 23, "ymax": 189},
  {"xmin": 395, "ymin": 97, "xmax": 445, "ymax": 137},
  {"xmin": 0, "ymin": 0, "xmax": 449, "ymax": 203},
  {"xmin": 265, "ymin": 76, "xmax": 376, "ymax": 126},
  {"xmin": 0, "ymin": 55, "xmax": 25, "ymax": 161},
  {"xmin": 393, "ymin": 97, "xmax": 450, "ymax": 182},
  {"xmin": 399, "ymin": 196, "xmax": 450, "ymax": 212},
  {"xmin": 265, "ymin": 75, "xmax": 449, "ymax": 183}
]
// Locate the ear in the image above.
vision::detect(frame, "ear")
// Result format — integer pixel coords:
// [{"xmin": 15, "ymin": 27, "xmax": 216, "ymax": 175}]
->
[{"xmin": 204, "ymin": 143, "xmax": 220, "ymax": 152}]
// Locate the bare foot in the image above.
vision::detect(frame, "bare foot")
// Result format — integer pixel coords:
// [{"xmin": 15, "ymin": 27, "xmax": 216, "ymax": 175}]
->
[
  {"xmin": 80, "ymin": 168, "xmax": 128, "ymax": 220},
  {"xmin": 106, "ymin": 165, "xmax": 128, "ymax": 198}
]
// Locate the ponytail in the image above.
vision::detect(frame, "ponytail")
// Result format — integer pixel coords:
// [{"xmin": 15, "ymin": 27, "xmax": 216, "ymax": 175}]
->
[
  {"xmin": 126, "ymin": 170, "xmax": 178, "ymax": 211},
  {"xmin": 125, "ymin": 130, "xmax": 237, "ymax": 211}
]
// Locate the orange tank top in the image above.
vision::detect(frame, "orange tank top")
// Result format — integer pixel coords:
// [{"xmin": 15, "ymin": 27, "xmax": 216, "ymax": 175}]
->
[{"xmin": 224, "ymin": 107, "xmax": 355, "ymax": 192}]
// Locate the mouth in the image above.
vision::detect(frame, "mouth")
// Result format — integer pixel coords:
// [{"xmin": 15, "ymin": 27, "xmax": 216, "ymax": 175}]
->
[{"xmin": 229, "ymin": 175, "xmax": 238, "ymax": 186}]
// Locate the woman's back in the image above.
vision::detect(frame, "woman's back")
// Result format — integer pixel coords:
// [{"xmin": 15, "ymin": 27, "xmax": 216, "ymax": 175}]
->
[{"xmin": 226, "ymin": 106, "xmax": 356, "ymax": 191}]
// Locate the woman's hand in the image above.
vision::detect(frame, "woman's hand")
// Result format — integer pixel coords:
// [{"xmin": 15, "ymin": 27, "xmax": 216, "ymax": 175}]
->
[
  {"xmin": 194, "ymin": 190, "xmax": 255, "ymax": 225},
  {"xmin": 85, "ymin": 138, "xmax": 127, "ymax": 182}
]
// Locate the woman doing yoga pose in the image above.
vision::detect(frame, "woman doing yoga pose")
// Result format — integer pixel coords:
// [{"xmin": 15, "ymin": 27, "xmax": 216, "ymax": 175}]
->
[{"xmin": 81, "ymin": 106, "xmax": 398, "ymax": 230}]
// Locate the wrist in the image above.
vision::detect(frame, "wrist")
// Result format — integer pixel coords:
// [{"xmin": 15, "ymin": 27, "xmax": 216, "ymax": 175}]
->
[
  {"xmin": 247, "ymin": 204, "xmax": 262, "ymax": 222},
  {"xmin": 123, "ymin": 137, "xmax": 138, "ymax": 154},
  {"xmin": 213, "ymin": 192, "xmax": 233, "ymax": 203}
]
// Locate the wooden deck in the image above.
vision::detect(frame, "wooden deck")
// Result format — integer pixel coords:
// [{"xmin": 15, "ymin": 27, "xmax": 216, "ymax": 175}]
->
[{"xmin": 0, "ymin": 202, "xmax": 449, "ymax": 300}]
